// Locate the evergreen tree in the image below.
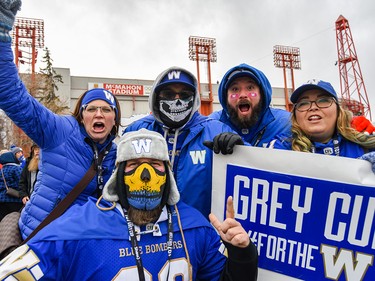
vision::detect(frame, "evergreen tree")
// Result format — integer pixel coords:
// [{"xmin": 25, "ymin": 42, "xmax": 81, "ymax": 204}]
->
[{"xmin": 35, "ymin": 47, "xmax": 69, "ymax": 114}]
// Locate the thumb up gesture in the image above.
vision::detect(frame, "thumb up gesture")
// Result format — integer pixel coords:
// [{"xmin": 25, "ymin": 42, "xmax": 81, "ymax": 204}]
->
[{"xmin": 209, "ymin": 196, "xmax": 250, "ymax": 248}]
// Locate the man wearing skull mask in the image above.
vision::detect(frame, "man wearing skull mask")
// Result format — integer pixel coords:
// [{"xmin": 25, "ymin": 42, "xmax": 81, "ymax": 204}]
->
[
  {"xmin": 156, "ymin": 71, "xmax": 195, "ymax": 128},
  {"xmin": 0, "ymin": 129, "xmax": 258, "ymax": 280},
  {"xmin": 124, "ymin": 67, "xmax": 242, "ymax": 219}
]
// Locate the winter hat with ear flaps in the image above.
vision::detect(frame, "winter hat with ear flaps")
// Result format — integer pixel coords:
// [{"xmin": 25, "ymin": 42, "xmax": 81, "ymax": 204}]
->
[{"xmin": 102, "ymin": 128, "xmax": 180, "ymax": 206}]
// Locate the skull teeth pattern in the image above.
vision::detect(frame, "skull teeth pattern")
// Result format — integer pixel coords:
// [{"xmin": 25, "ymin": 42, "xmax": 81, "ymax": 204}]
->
[{"xmin": 159, "ymin": 97, "xmax": 193, "ymax": 122}]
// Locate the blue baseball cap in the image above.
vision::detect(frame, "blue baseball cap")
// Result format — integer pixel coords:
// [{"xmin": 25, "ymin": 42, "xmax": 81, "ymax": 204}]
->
[
  {"xmin": 291, "ymin": 79, "xmax": 338, "ymax": 103},
  {"xmin": 155, "ymin": 69, "xmax": 196, "ymax": 92},
  {"xmin": 224, "ymin": 69, "xmax": 260, "ymax": 90}
]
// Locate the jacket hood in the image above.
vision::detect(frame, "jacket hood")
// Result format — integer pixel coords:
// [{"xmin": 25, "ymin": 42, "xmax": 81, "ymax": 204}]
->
[
  {"xmin": 149, "ymin": 66, "xmax": 201, "ymax": 128},
  {"xmin": 0, "ymin": 151, "xmax": 19, "ymax": 164},
  {"xmin": 218, "ymin": 63, "xmax": 272, "ymax": 118}
]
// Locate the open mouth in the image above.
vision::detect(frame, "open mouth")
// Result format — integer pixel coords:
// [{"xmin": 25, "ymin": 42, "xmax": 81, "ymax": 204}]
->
[
  {"xmin": 238, "ymin": 103, "xmax": 251, "ymax": 113},
  {"xmin": 93, "ymin": 122, "xmax": 105, "ymax": 132},
  {"xmin": 308, "ymin": 115, "xmax": 322, "ymax": 121}
]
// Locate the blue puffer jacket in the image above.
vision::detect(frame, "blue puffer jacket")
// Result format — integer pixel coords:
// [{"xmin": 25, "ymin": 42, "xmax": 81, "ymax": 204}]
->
[
  {"xmin": 0, "ymin": 152, "xmax": 22, "ymax": 203},
  {"xmin": 124, "ymin": 67, "xmax": 237, "ymax": 218},
  {"xmin": 0, "ymin": 42, "xmax": 117, "ymax": 239},
  {"xmin": 209, "ymin": 63, "xmax": 291, "ymax": 147}
]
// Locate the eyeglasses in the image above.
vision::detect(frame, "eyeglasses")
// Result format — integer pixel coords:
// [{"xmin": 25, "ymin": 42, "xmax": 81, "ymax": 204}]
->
[
  {"xmin": 158, "ymin": 89, "xmax": 194, "ymax": 100},
  {"xmin": 229, "ymin": 92, "xmax": 258, "ymax": 99},
  {"xmin": 294, "ymin": 97, "xmax": 336, "ymax": 112},
  {"xmin": 82, "ymin": 105, "xmax": 115, "ymax": 115}
]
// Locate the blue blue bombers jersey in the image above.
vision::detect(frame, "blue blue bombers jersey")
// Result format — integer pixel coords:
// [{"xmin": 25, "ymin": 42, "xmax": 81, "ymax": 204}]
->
[{"xmin": 0, "ymin": 198, "xmax": 228, "ymax": 280}]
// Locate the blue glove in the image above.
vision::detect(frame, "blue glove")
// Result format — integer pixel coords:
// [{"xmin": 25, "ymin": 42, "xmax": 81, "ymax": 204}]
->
[
  {"xmin": 358, "ymin": 152, "xmax": 375, "ymax": 173},
  {"xmin": 0, "ymin": 0, "xmax": 22, "ymax": 42},
  {"xmin": 203, "ymin": 132, "xmax": 244, "ymax": 155}
]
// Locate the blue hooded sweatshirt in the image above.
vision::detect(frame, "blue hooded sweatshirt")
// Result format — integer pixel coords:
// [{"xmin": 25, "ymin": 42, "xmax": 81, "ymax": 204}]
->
[
  {"xmin": 124, "ymin": 66, "xmax": 237, "ymax": 218},
  {"xmin": 210, "ymin": 63, "xmax": 291, "ymax": 147}
]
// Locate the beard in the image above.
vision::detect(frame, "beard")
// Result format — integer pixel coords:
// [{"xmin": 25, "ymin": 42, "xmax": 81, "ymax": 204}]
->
[
  {"xmin": 28, "ymin": 156, "xmax": 39, "ymax": 172},
  {"xmin": 227, "ymin": 99, "xmax": 263, "ymax": 129},
  {"xmin": 127, "ymin": 205, "xmax": 164, "ymax": 226}
]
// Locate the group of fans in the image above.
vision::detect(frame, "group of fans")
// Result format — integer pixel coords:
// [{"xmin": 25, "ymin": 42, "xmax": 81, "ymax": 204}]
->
[{"xmin": 0, "ymin": 0, "xmax": 374, "ymax": 280}]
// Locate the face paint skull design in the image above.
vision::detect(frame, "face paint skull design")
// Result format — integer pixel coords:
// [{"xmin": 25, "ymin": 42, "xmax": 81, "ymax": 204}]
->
[
  {"xmin": 158, "ymin": 96, "xmax": 194, "ymax": 128},
  {"xmin": 124, "ymin": 163, "xmax": 167, "ymax": 210}
]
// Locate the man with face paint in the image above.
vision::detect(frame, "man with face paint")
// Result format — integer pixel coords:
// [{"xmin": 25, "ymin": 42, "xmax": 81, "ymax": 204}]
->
[
  {"xmin": 0, "ymin": 129, "xmax": 258, "ymax": 281},
  {"xmin": 209, "ymin": 63, "xmax": 291, "ymax": 147},
  {"xmin": 124, "ymin": 67, "xmax": 241, "ymax": 219}
]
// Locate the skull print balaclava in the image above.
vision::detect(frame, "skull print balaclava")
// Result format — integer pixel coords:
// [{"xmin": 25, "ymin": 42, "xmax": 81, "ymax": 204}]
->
[{"xmin": 158, "ymin": 95, "xmax": 194, "ymax": 129}]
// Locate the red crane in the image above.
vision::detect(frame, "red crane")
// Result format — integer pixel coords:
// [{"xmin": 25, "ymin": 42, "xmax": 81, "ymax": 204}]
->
[{"xmin": 335, "ymin": 15, "xmax": 372, "ymax": 120}]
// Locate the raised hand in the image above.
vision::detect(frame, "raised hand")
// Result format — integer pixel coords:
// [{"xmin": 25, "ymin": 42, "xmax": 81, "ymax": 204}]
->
[
  {"xmin": 0, "ymin": 0, "xmax": 22, "ymax": 42},
  {"xmin": 209, "ymin": 196, "xmax": 250, "ymax": 248}
]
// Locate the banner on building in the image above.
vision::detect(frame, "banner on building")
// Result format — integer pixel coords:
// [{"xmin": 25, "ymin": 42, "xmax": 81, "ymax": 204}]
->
[
  {"xmin": 88, "ymin": 83, "xmax": 149, "ymax": 96},
  {"xmin": 212, "ymin": 146, "xmax": 375, "ymax": 281}
]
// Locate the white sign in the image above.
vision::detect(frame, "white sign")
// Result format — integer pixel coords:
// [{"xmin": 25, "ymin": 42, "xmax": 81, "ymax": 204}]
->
[{"xmin": 212, "ymin": 146, "xmax": 375, "ymax": 281}]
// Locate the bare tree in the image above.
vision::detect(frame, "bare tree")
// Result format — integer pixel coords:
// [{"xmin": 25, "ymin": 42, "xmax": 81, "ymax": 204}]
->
[
  {"xmin": 3, "ymin": 47, "xmax": 69, "ymax": 154},
  {"xmin": 0, "ymin": 110, "xmax": 14, "ymax": 151}
]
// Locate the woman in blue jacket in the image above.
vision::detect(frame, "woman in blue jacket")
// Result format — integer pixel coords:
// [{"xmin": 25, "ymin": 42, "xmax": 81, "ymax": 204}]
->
[
  {"xmin": 0, "ymin": 0, "xmax": 121, "ymax": 238},
  {"xmin": 269, "ymin": 79, "xmax": 375, "ymax": 170},
  {"xmin": 124, "ymin": 66, "xmax": 240, "ymax": 219}
]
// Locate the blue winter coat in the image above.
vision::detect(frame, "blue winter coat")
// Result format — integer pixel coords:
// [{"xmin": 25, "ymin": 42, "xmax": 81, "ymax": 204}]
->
[
  {"xmin": 209, "ymin": 63, "xmax": 291, "ymax": 147},
  {"xmin": 124, "ymin": 113, "xmax": 235, "ymax": 219},
  {"xmin": 124, "ymin": 66, "xmax": 238, "ymax": 218},
  {"xmin": 270, "ymin": 133, "xmax": 372, "ymax": 158},
  {"xmin": 0, "ymin": 152, "xmax": 22, "ymax": 203},
  {"xmin": 0, "ymin": 42, "xmax": 117, "ymax": 239}
]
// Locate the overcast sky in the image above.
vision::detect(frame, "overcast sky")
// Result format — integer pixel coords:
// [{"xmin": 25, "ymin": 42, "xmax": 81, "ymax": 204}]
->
[{"xmin": 16, "ymin": 0, "xmax": 375, "ymax": 117}]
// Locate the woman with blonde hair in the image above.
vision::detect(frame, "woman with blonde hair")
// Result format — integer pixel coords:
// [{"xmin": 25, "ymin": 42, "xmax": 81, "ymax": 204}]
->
[
  {"xmin": 19, "ymin": 144, "xmax": 40, "ymax": 205},
  {"xmin": 270, "ymin": 79, "xmax": 375, "ymax": 171}
]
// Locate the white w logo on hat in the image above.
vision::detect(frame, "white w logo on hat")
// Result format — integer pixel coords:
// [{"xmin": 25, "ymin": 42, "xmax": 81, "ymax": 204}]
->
[
  {"xmin": 103, "ymin": 90, "xmax": 115, "ymax": 104},
  {"xmin": 167, "ymin": 71, "xmax": 181, "ymax": 80},
  {"xmin": 131, "ymin": 139, "xmax": 152, "ymax": 154},
  {"xmin": 306, "ymin": 79, "xmax": 320, "ymax": 85}
]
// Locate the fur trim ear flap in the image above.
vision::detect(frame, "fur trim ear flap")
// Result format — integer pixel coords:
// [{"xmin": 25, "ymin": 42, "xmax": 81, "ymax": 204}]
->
[
  {"xmin": 102, "ymin": 165, "xmax": 119, "ymax": 202},
  {"xmin": 167, "ymin": 167, "xmax": 179, "ymax": 205}
]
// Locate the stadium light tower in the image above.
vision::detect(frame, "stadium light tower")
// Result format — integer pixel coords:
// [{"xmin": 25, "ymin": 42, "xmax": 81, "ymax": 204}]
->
[
  {"xmin": 189, "ymin": 36, "xmax": 217, "ymax": 115},
  {"xmin": 10, "ymin": 17, "xmax": 44, "ymax": 152},
  {"xmin": 273, "ymin": 45, "xmax": 301, "ymax": 112},
  {"xmin": 12, "ymin": 17, "xmax": 44, "ymax": 74}
]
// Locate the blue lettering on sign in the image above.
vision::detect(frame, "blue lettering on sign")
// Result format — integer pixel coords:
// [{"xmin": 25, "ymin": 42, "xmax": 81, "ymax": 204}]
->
[{"xmin": 224, "ymin": 164, "xmax": 375, "ymax": 281}]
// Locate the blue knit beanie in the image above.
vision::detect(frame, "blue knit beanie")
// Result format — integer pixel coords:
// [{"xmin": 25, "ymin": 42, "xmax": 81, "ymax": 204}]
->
[{"xmin": 80, "ymin": 88, "xmax": 118, "ymax": 119}]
